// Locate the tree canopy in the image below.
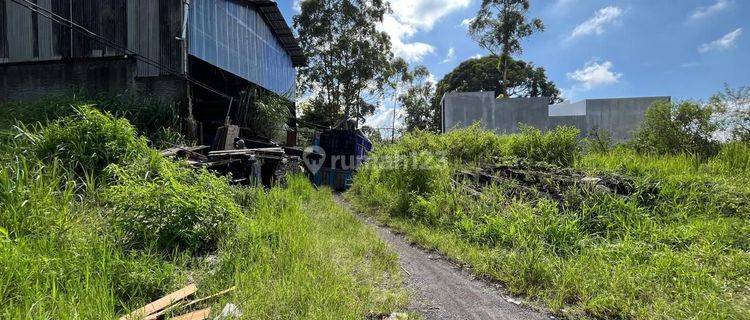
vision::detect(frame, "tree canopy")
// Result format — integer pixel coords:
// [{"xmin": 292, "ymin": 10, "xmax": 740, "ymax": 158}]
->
[
  {"xmin": 294, "ymin": 0, "xmax": 393, "ymax": 127},
  {"xmin": 399, "ymin": 65, "xmax": 434, "ymax": 132},
  {"xmin": 427, "ymin": 55, "xmax": 562, "ymax": 131},
  {"xmin": 468, "ymin": 0, "xmax": 544, "ymax": 97}
]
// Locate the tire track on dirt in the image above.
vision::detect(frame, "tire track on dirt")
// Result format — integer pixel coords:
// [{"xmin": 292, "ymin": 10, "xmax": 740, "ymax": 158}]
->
[{"xmin": 336, "ymin": 196, "xmax": 551, "ymax": 320}]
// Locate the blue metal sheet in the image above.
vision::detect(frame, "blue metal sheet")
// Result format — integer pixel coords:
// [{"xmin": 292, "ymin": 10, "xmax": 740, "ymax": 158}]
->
[{"xmin": 188, "ymin": 0, "xmax": 295, "ymax": 96}]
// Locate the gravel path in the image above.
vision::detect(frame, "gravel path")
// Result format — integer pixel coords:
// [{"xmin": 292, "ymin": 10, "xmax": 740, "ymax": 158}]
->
[
  {"xmin": 372, "ymin": 224, "xmax": 550, "ymax": 320},
  {"xmin": 336, "ymin": 196, "xmax": 550, "ymax": 320}
]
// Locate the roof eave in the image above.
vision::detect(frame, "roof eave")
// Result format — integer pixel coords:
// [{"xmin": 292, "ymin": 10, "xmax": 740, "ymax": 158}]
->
[{"xmin": 248, "ymin": 0, "xmax": 308, "ymax": 67}]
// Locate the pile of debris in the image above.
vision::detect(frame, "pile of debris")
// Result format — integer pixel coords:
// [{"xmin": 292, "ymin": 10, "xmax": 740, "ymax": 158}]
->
[
  {"xmin": 455, "ymin": 161, "xmax": 649, "ymax": 209},
  {"xmin": 161, "ymin": 144, "xmax": 303, "ymax": 187},
  {"xmin": 120, "ymin": 284, "xmax": 237, "ymax": 320}
]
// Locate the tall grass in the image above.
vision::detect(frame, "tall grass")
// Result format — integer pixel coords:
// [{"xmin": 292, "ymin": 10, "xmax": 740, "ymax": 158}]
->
[
  {"xmin": 0, "ymin": 91, "xmax": 186, "ymax": 147},
  {"xmin": 350, "ymin": 126, "xmax": 750, "ymax": 319},
  {"xmin": 1, "ymin": 106, "xmax": 405, "ymax": 318},
  {"xmin": 0, "ymin": 157, "xmax": 183, "ymax": 318},
  {"xmin": 198, "ymin": 176, "xmax": 406, "ymax": 318}
]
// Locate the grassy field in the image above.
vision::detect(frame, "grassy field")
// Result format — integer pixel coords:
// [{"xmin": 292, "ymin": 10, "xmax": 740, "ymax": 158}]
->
[
  {"xmin": 0, "ymin": 106, "xmax": 406, "ymax": 319},
  {"xmin": 349, "ymin": 125, "xmax": 750, "ymax": 319}
]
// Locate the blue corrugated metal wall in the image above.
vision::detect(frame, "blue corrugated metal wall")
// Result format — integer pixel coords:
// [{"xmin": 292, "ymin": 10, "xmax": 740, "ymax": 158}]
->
[{"xmin": 188, "ymin": 0, "xmax": 295, "ymax": 96}]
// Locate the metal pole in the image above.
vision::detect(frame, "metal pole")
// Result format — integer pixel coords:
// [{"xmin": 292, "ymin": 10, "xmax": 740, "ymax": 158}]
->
[{"xmin": 181, "ymin": 0, "xmax": 198, "ymax": 141}]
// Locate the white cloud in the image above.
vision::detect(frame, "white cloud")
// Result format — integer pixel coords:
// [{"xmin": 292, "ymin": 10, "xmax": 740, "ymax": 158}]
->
[
  {"xmin": 427, "ymin": 73, "xmax": 437, "ymax": 86},
  {"xmin": 567, "ymin": 6, "xmax": 623, "ymax": 40},
  {"xmin": 382, "ymin": 0, "xmax": 471, "ymax": 62},
  {"xmin": 461, "ymin": 17, "xmax": 475, "ymax": 28},
  {"xmin": 294, "ymin": 0, "xmax": 468, "ymax": 62},
  {"xmin": 699, "ymin": 28, "xmax": 743, "ymax": 53},
  {"xmin": 364, "ymin": 105, "xmax": 406, "ymax": 132},
  {"xmin": 567, "ymin": 60, "xmax": 622, "ymax": 90},
  {"xmin": 689, "ymin": 0, "xmax": 731, "ymax": 21},
  {"xmin": 380, "ymin": 15, "xmax": 436, "ymax": 62},
  {"xmin": 388, "ymin": 0, "xmax": 471, "ymax": 31},
  {"xmin": 441, "ymin": 47, "xmax": 456, "ymax": 63},
  {"xmin": 470, "ymin": 53, "xmax": 483, "ymax": 59}
]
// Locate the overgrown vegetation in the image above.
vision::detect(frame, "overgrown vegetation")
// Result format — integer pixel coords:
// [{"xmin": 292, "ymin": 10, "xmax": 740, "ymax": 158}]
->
[
  {"xmin": 0, "ymin": 106, "xmax": 405, "ymax": 318},
  {"xmin": 0, "ymin": 91, "xmax": 186, "ymax": 148},
  {"xmin": 350, "ymin": 121, "xmax": 750, "ymax": 319},
  {"xmin": 631, "ymin": 100, "xmax": 720, "ymax": 158}
]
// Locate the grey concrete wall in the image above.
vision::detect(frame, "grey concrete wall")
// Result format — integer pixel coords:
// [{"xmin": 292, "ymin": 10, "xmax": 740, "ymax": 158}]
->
[
  {"xmin": 442, "ymin": 92, "xmax": 549, "ymax": 134},
  {"xmin": 0, "ymin": 57, "xmax": 187, "ymax": 105},
  {"xmin": 442, "ymin": 92, "xmax": 671, "ymax": 142},
  {"xmin": 442, "ymin": 91, "xmax": 496, "ymax": 131},
  {"xmin": 0, "ymin": 57, "xmax": 137, "ymax": 104},
  {"xmin": 495, "ymin": 97, "xmax": 549, "ymax": 133},
  {"xmin": 585, "ymin": 96, "xmax": 669, "ymax": 141}
]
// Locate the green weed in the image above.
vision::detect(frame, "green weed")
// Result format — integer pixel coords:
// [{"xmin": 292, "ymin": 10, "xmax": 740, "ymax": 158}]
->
[
  {"xmin": 350, "ymin": 126, "xmax": 750, "ymax": 319},
  {"xmin": 1, "ymin": 103, "xmax": 405, "ymax": 318}
]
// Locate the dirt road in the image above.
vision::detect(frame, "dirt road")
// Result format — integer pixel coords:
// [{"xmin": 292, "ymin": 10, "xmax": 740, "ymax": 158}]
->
[
  {"xmin": 336, "ymin": 196, "xmax": 550, "ymax": 320},
  {"xmin": 372, "ymin": 224, "xmax": 550, "ymax": 320}
]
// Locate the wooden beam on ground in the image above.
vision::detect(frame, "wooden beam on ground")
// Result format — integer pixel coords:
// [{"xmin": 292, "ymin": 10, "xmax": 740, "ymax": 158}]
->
[
  {"xmin": 119, "ymin": 284, "xmax": 198, "ymax": 320},
  {"xmin": 144, "ymin": 286, "xmax": 236, "ymax": 320},
  {"xmin": 171, "ymin": 308, "xmax": 211, "ymax": 320}
]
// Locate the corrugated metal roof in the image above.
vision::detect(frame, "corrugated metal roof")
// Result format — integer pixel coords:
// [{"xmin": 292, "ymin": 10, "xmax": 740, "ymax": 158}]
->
[{"xmin": 247, "ymin": 0, "xmax": 307, "ymax": 67}]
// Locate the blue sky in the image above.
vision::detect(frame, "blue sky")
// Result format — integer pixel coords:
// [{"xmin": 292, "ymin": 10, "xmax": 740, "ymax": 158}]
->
[{"xmin": 276, "ymin": 0, "xmax": 749, "ymax": 130}]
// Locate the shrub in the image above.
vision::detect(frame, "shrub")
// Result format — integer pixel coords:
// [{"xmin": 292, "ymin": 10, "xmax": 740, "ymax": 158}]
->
[
  {"xmin": 0, "ymin": 94, "xmax": 88, "ymax": 129},
  {"xmin": 440, "ymin": 123, "xmax": 515, "ymax": 163},
  {"xmin": 711, "ymin": 84, "xmax": 750, "ymax": 143},
  {"xmin": 510, "ymin": 124, "xmax": 582, "ymax": 166},
  {"xmin": 632, "ymin": 100, "xmax": 720, "ymax": 158},
  {"xmin": 351, "ymin": 122, "xmax": 750, "ymax": 319},
  {"xmin": 95, "ymin": 92, "xmax": 182, "ymax": 143},
  {"xmin": 709, "ymin": 141, "xmax": 750, "ymax": 175},
  {"xmin": 355, "ymin": 150, "xmax": 451, "ymax": 218},
  {"xmin": 586, "ymin": 129, "xmax": 613, "ymax": 154},
  {"xmin": 0, "ymin": 91, "xmax": 184, "ymax": 146},
  {"xmin": 239, "ymin": 93, "xmax": 292, "ymax": 141},
  {"xmin": 105, "ymin": 152, "xmax": 241, "ymax": 254},
  {"xmin": 20, "ymin": 106, "xmax": 150, "ymax": 176}
]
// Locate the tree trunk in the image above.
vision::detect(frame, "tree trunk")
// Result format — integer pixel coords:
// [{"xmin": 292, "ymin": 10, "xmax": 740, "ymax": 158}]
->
[{"xmin": 500, "ymin": 53, "xmax": 509, "ymax": 98}]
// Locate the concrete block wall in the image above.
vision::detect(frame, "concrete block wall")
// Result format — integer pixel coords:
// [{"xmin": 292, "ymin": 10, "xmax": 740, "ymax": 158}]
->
[
  {"xmin": 584, "ymin": 97, "xmax": 669, "ymax": 141},
  {"xmin": 0, "ymin": 57, "xmax": 187, "ymax": 105},
  {"xmin": 442, "ymin": 92, "xmax": 670, "ymax": 141},
  {"xmin": 442, "ymin": 92, "xmax": 549, "ymax": 134},
  {"xmin": 0, "ymin": 57, "xmax": 137, "ymax": 104}
]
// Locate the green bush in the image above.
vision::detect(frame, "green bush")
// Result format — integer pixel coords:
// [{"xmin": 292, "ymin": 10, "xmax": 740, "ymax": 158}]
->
[
  {"xmin": 105, "ymin": 152, "xmax": 241, "ymax": 254},
  {"xmin": 632, "ymin": 100, "xmax": 720, "ymax": 158},
  {"xmin": 0, "ymin": 154, "xmax": 182, "ymax": 318},
  {"xmin": 351, "ymin": 124, "xmax": 750, "ymax": 319},
  {"xmin": 585, "ymin": 129, "xmax": 613, "ymax": 154},
  {"xmin": 0, "ymin": 91, "xmax": 185, "ymax": 146},
  {"xmin": 19, "ymin": 106, "xmax": 150, "ymax": 176},
  {"xmin": 240, "ymin": 93, "xmax": 292, "ymax": 141},
  {"xmin": 709, "ymin": 141, "xmax": 750, "ymax": 175},
  {"xmin": 510, "ymin": 124, "xmax": 582, "ymax": 166},
  {"xmin": 0, "ymin": 93, "xmax": 88, "ymax": 129}
]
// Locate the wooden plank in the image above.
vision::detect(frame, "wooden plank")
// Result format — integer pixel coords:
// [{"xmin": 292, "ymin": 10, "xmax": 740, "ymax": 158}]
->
[
  {"xmin": 171, "ymin": 308, "xmax": 211, "ymax": 320},
  {"xmin": 120, "ymin": 284, "xmax": 197, "ymax": 320},
  {"xmin": 145, "ymin": 286, "xmax": 235, "ymax": 320}
]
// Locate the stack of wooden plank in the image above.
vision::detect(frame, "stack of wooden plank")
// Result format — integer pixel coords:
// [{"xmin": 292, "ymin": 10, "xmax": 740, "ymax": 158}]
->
[{"xmin": 120, "ymin": 284, "xmax": 235, "ymax": 320}]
